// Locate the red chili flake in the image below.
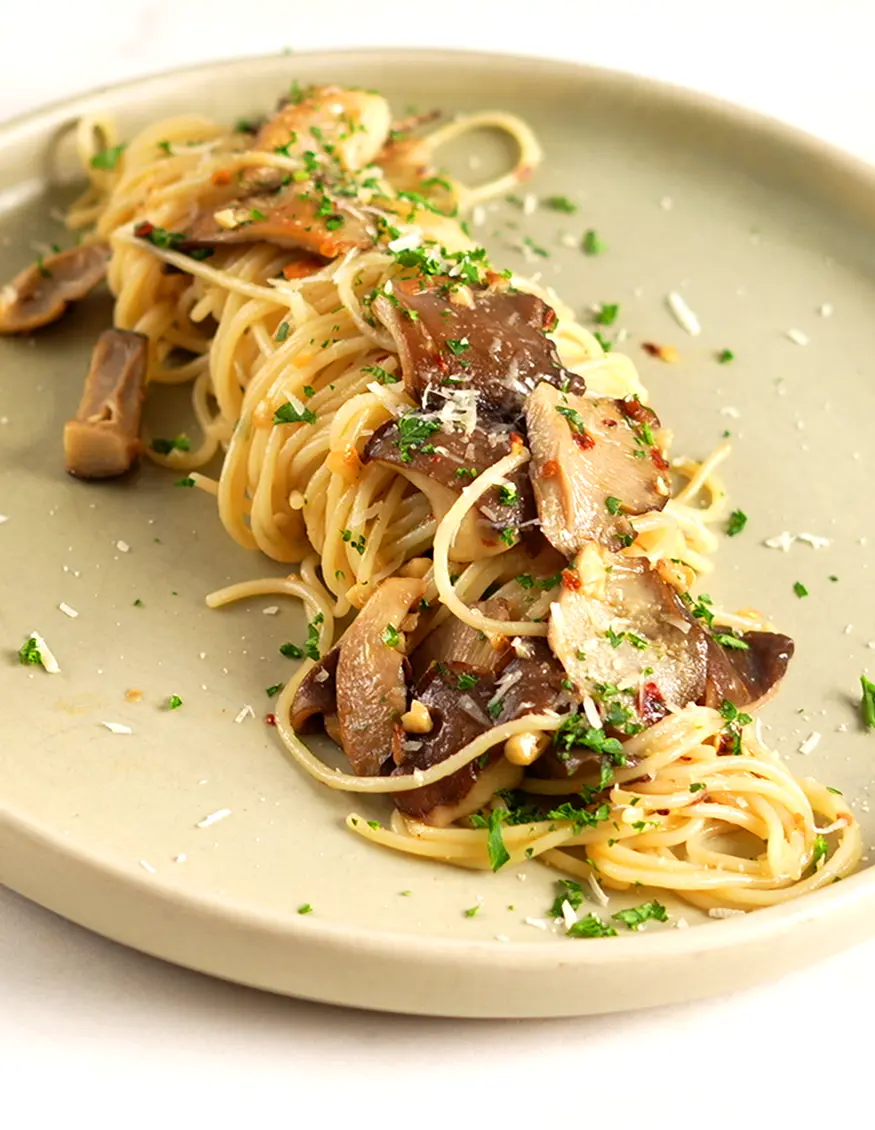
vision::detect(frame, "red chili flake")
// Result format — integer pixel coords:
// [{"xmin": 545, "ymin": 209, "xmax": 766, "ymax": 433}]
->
[
  {"xmin": 639, "ymin": 681, "xmax": 667, "ymax": 726},
  {"xmin": 561, "ymin": 568, "xmax": 581, "ymax": 591},
  {"xmin": 510, "ymin": 431, "xmax": 525, "ymax": 447},
  {"xmin": 518, "ymin": 163, "xmax": 534, "ymax": 181},
  {"xmin": 601, "ymin": 418, "xmax": 619, "ymax": 428},
  {"xmin": 264, "ymin": 713, "xmax": 277, "ymax": 726},
  {"xmin": 572, "ymin": 431, "xmax": 596, "ymax": 451},
  {"xmin": 642, "ymin": 342, "xmax": 679, "ymax": 363},
  {"xmin": 211, "ymin": 169, "xmax": 231, "ymax": 186},
  {"xmin": 650, "ymin": 448, "xmax": 670, "ymax": 472},
  {"xmin": 540, "ymin": 459, "xmax": 560, "ymax": 479},
  {"xmin": 134, "ymin": 220, "xmax": 155, "ymax": 239}
]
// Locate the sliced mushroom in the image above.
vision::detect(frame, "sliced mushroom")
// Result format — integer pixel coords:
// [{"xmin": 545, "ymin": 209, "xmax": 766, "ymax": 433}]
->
[
  {"xmin": 410, "ymin": 597, "xmax": 512, "ymax": 682},
  {"xmin": 0, "ymin": 242, "xmax": 110, "ymax": 335},
  {"xmin": 253, "ymin": 86, "xmax": 391, "ymax": 172},
  {"xmin": 290, "ymin": 646, "xmax": 339, "ymax": 732},
  {"xmin": 63, "ymin": 329, "xmax": 148, "ymax": 479},
  {"xmin": 393, "ymin": 640, "xmax": 570, "ymax": 824},
  {"xmin": 373, "ymin": 278, "xmax": 584, "ymax": 419},
  {"xmin": 363, "ymin": 414, "xmax": 535, "ymax": 531},
  {"xmin": 526, "ymin": 383, "xmax": 669, "ymax": 557},
  {"xmin": 335, "ymin": 576, "xmax": 425, "ymax": 776},
  {"xmin": 176, "ymin": 188, "xmax": 373, "ymax": 259},
  {"xmin": 703, "ymin": 630, "xmax": 795, "ymax": 712},
  {"xmin": 549, "ymin": 545, "xmax": 709, "ymax": 729}
]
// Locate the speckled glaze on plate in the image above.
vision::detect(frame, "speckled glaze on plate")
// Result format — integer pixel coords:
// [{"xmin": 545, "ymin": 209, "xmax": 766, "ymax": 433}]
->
[{"xmin": 1, "ymin": 50, "xmax": 874, "ymax": 1018}]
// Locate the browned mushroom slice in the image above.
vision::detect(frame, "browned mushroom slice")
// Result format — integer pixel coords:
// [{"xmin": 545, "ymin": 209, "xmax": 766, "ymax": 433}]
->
[
  {"xmin": 363, "ymin": 415, "xmax": 535, "ymax": 530},
  {"xmin": 335, "ymin": 576, "xmax": 425, "ymax": 776},
  {"xmin": 177, "ymin": 188, "xmax": 373, "ymax": 259},
  {"xmin": 410, "ymin": 597, "xmax": 513, "ymax": 682},
  {"xmin": 526, "ymin": 383, "xmax": 670, "ymax": 557},
  {"xmin": 252, "ymin": 87, "xmax": 391, "ymax": 172},
  {"xmin": 63, "ymin": 329, "xmax": 148, "ymax": 480},
  {"xmin": 703, "ymin": 630, "xmax": 795, "ymax": 712},
  {"xmin": 549, "ymin": 545, "xmax": 709, "ymax": 729},
  {"xmin": 393, "ymin": 640, "xmax": 570, "ymax": 825},
  {"xmin": 290, "ymin": 646, "xmax": 339, "ymax": 732},
  {"xmin": 0, "ymin": 242, "xmax": 110, "ymax": 335},
  {"xmin": 373, "ymin": 278, "xmax": 584, "ymax": 418}
]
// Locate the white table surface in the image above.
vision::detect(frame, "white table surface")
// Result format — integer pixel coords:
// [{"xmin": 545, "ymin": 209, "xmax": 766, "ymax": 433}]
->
[{"xmin": 3, "ymin": 2, "xmax": 874, "ymax": 1122}]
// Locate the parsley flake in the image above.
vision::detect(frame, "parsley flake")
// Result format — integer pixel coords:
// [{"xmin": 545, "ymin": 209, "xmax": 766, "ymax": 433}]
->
[
  {"xmin": 612, "ymin": 900, "xmax": 668, "ymax": 930},
  {"xmin": 727, "ymin": 509, "xmax": 748, "ymax": 537},
  {"xmin": 90, "ymin": 144, "xmax": 126, "ymax": 171},
  {"xmin": 582, "ymin": 229, "xmax": 606, "ymax": 256},
  {"xmin": 273, "ymin": 402, "xmax": 316, "ymax": 426}
]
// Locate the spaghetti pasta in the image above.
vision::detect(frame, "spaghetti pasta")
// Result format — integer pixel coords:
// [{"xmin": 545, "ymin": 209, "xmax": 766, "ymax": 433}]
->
[{"xmin": 51, "ymin": 82, "xmax": 859, "ymax": 918}]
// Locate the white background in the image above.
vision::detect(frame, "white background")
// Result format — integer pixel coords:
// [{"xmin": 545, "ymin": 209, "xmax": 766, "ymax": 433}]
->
[{"xmin": 2, "ymin": 2, "xmax": 874, "ymax": 1123}]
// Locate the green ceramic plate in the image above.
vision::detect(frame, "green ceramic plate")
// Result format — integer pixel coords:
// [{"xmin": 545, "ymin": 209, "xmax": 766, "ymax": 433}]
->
[{"xmin": 1, "ymin": 50, "xmax": 873, "ymax": 1017}]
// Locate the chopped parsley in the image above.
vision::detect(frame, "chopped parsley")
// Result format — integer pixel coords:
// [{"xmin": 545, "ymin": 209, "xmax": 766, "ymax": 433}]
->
[
  {"xmin": 605, "ymin": 495, "xmax": 623, "ymax": 515},
  {"xmin": 811, "ymin": 834, "xmax": 829, "ymax": 869},
  {"xmin": 134, "ymin": 223, "xmax": 186, "ymax": 250},
  {"xmin": 593, "ymin": 331, "xmax": 613, "ymax": 353},
  {"xmin": 582, "ymin": 229, "xmax": 605, "ymax": 256},
  {"xmin": 454, "ymin": 467, "xmax": 478, "ymax": 481},
  {"xmin": 133, "ymin": 598, "xmax": 144, "ymax": 608},
  {"xmin": 275, "ymin": 321, "xmax": 290, "ymax": 342},
  {"xmin": 717, "ymin": 349, "xmax": 735, "ymax": 364},
  {"xmin": 793, "ymin": 581, "xmax": 809, "ymax": 598},
  {"xmin": 515, "ymin": 572, "xmax": 561, "ymax": 591},
  {"xmin": 397, "ymin": 413, "xmax": 441, "ymax": 462},
  {"xmin": 548, "ymin": 878, "xmax": 585, "ymax": 917},
  {"xmin": 553, "ymin": 716, "xmax": 626, "ymax": 763},
  {"xmin": 719, "ymin": 698, "xmax": 753, "ymax": 755},
  {"xmin": 18, "ymin": 637, "xmax": 42, "ymax": 665},
  {"xmin": 470, "ymin": 808, "xmax": 510, "ymax": 871},
  {"xmin": 249, "ymin": 208, "xmax": 266, "ymax": 222},
  {"xmin": 545, "ymin": 195, "xmax": 577, "ymax": 213},
  {"xmin": 497, "ymin": 484, "xmax": 519, "ymax": 506},
  {"xmin": 727, "ymin": 509, "xmax": 748, "ymax": 537},
  {"xmin": 36, "ymin": 256, "xmax": 52, "ymax": 279},
  {"xmin": 612, "ymin": 900, "xmax": 668, "ymax": 930},
  {"xmin": 555, "ymin": 405, "xmax": 587, "ymax": 434},
  {"xmin": 689, "ymin": 782, "xmax": 706, "ymax": 793},
  {"xmin": 605, "ymin": 627, "xmax": 648, "ymax": 650},
  {"xmin": 90, "ymin": 144, "xmax": 126, "ymax": 171},
  {"xmin": 713, "ymin": 632, "xmax": 750, "ymax": 651},
  {"xmin": 463, "ymin": 904, "xmax": 480, "ymax": 918},
  {"xmin": 280, "ymin": 613, "xmax": 324, "ymax": 662},
  {"xmin": 523, "ymin": 236, "xmax": 549, "ymax": 258},
  {"xmin": 546, "ymin": 800, "xmax": 611, "ymax": 834},
  {"xmin": 340, "ymin": 529, "xmax": 367, "ymax": 555},
  {"xmin": 861, "ymin": 674, "xmax": 875, "ymax": 730},
  {"xmin": 362, "ymin": 364, "xmax": 399, "ymax": 384},
  {"xmin": 456, "ymin": 672, "xmax": 479, "ymax": 691},
  {"xmin": 167, "ymin": 695, "xmax": 183, "ymax": 710},
  {"xmin": 266, "ymin": 683, "xmax": 284, "ymax": 698},
  {"xmin": 151, "ymin": 434, "xmax": 191, "ymax": 454},
  {"xmin": 174, "ymin": 476, "xmax": 195, "ymax": 487},
  {"xmin": 273, "ymin": 402, "xmax": 316, "ymax": 426},
  {"xmin": 279, "ymin": 642, "xmax": 303, "ymax": 659},
  {"xmin": 445, "ymin": 338, "xmax": 470, "ymax": 357},
  {"xmin": 595, "ymin": 303, "xmax": 619, "ymax": 326},
  {"xmin": 499, "ymin": 526, "xmax": 517, "ymax": 547},
  {"xmin": 297, "ymin": 903, "xmax": 313, "ymax": 915},
  {"xmin": 381, "ymin": 623, "xmax": 401, "ymax": 648},
  {"xmin": 157, "ymin": 140, "xmax": 172, "ymax": 155},
  {"xmin": 567, "ymin": 913, "xmax": 617, "ymax": 938}
]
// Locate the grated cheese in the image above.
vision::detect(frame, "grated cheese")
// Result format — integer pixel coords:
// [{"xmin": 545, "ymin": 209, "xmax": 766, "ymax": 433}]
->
[
  {"xmin": 196, "ymin": 808, "xmax": 232, "ymax": 828},
  {"xmin": 488, "ymin": 667, "xmax": 523, "ymax": 711},
  {"xmin": 524, "ymin": 916, "xmax": 548, "ymax": 930},
  {"xmin": 101, "ymin": 721, "xmax": 132, "ymax": 735},
  {"xmin": 798, "ymin": 731, "xmax": 821, "ymax": 755},
  {"xmin": 660, "ymin": 196, "xmax": 673, "ymax": 210},
  {"xmin": 139, "ymin": 860, "xmax": 156, "ymax": 873},
  {"xmin": 116, "ymin": 539, "xmax": 130, "ymax": 553},
  {"xmin": 494, "ymin": 933, "xmax": 510, "ymax": 943},
  {"xmin": 59, "ymin": 602, "xmax": 78, "ymax": 618},
  {"xmin": 174, "ymin": 853, "xmax": 187, "ymax": 864},
  {"xmin": 0, "ymin": 514, "xmax": 8, "ymax": 524},
  {"xmin": 560, "ymin": 898, "xmax": 578, "ymax": 930},
  {"xmin": 262, "ymin": 606, "xmax": 279, "ymax": 615},
  {"xmin": 785, "ymin": 328, "xmax": 809, "ymax": 346},
  {"xmin": 582, "ymin": 694, "xmax": 602, "ymax": 729},
  {"xmin": 666, "ymin": 291, "xmax": 701, "ymax": 336},
  {"xmin": 587, "ymin": 872, "xmax": 610, "ymax": 907},
  {"xmin": 818, "ymin": 303, "xmax": 834, "ymax": 318},
  {"xmin": 522, "ymin": 193, "xmax": 537, "ymax": 215},
  {"xmin": 234, "ymin": 704, "xmax": 255, "ymax": 723},
  {"xmin": 708, "ymin": 907, "xmax": 746, "ymax": 919},
  {"xmin": 763, "ymin": 531, "xmax": 831, "ymax": 552},
  {"xmin": 387, "ymin": 230, "xmax": 422, "ymax": 253}
]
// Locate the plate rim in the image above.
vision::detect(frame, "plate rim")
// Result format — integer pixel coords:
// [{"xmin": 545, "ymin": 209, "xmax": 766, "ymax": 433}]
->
[{"xmin": 2, "ymin": 46, "xmax": 874, "ymax": 1014}]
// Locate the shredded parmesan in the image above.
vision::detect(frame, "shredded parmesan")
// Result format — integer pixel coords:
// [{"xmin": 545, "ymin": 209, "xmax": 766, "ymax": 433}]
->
[
  {"xmin": 234, "ymin": 704, "xmax": 255, "ymax": 723},
  {"xmin": 59, "ymin": 602, "xmax": 78, "ymax": 618},
  {"xmin": 708, "ymin": 907, "xmax": 746, "ymax": 919},
  {"xmin": 560, "ymin": 898, "xmax": 578, "ymax": 931},
  {"xmin": 387, "ymin": 230, "xmax": 422, "ymax": 253},
  {"xmin": 785, "ymin": 328, "xmax": 809, "ymax": 346},
  {"xmin": 666, "ymin": 291, "xmax": 701, "ymax": 336},
  {"xmin": 139, "ymin": 860, "xmax": 156, "ymax": 873},
  {"xmin": 489, "ymin": 667, "xmax": 523, "ymax": 710},
  {"xmin": 524, "ymin": 916, "xmax": 548, "ymax": 930},
  {"xmin": 587, "ymin": 872, "xmax": 610, "ymax": 907},
  {"xmin": 101, "ymin": 721, "xmax": 132, "ymax": 735},
  {"xmin": 116, "ymin": 539, "xmax": 130, "ymax": 553},
  {"xmin": 196, "ymin": 808, "xmax": 232, "ymax": 828},
  {"xmin": 763, "ymin": 531, "xmax": 831, "ymax": 552},
  {"xmin": 798, "ymin": 731, "xmax": 821, "ymax": 755},
  {"xmin": 818, "ymin": 303, "xmax": 834, "ymax": 318},
  {"xmin": 262, "ymin": 606, "xmax": 279, "ymax": 615},
  {"xmin": 0, "ymin": 514, "xmax": 8, "ymax": 524}
]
